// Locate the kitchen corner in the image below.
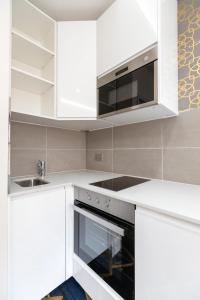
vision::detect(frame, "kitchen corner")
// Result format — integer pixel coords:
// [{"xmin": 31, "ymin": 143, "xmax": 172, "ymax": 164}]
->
[{"xmin": 2, "ymin": 0, "xmax": 200, "ymax": 300}]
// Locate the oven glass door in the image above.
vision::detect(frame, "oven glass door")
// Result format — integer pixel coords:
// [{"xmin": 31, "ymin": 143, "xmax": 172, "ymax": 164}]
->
[
  {"xmin": 98, "ymin": 61, "xmax": 156, "ymax": 117},
  {"xmin": 74, "ymin": 201, "xmax": 135, "ymax": 300}
]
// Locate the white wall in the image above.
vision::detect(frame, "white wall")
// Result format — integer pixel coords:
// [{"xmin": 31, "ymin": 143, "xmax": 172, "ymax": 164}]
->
[{"xmin": 0, "ymin": 0, "xmax": 11, "ymax": 299}]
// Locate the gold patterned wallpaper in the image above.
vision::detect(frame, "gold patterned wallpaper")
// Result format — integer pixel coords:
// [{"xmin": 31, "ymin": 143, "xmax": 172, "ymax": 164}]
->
[{"xmin": 178, "ymin": 0, "xmax": 200, "ymax": 111}]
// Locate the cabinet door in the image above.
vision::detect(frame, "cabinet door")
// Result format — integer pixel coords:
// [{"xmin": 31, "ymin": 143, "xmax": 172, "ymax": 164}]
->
[
  {"xmin": 65, "ymin": 185, "xmax": 74, "ymax": 279},
  {"xmin": 135, "ymin": 207, "xmax": 200, "ymax": 300},
  {"xmin": 9, "ymin": 188, "xmax": 66, "ymax": 300},
  {"xmin": 57, "ymin": 21, "xmax": 97, "ymax": 118},
  {"xmin": 97, "ymin": 0, "xmax": 158, "ymax": 76}
]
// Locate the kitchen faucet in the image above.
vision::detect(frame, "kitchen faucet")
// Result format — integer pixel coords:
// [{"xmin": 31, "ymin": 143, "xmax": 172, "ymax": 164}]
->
[{"xmin": 37, "ymin": 160, "xmax": 46, "ymax": 178}]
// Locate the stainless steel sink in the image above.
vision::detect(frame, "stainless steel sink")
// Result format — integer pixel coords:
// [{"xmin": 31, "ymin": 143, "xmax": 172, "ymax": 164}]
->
[{"xmin": 15, "ymin": 178, "xmax": 49, "ymax": 187}]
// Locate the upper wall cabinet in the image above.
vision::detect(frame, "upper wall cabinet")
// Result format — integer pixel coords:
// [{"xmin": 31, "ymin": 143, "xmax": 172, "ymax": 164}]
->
[
  {"xmin": 97, "ymin": 0, "xmax": 158, "ymax": 76},
  {"xmin": 11, "ymin": 0, "xmax": 178, "ymax": 128},
  {"xmin": 57, "ymin": 21, "xmax": 97, "ymax": 119},
  {"xmin": 11, "ymin": 0, "xmax": 56, "ymax": 118},
  {"xmin": 96, "ymin": 0, "xmax": 178, "ymax": 125}
]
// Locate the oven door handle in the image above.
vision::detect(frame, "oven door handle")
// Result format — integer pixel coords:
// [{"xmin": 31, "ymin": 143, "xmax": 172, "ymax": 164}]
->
[{"xmin": 74, "ymin": 205, "xmax": 124, "ymax": 237}]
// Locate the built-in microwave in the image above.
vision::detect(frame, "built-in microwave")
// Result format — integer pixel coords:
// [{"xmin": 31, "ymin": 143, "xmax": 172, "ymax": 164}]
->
[{"xmin": 97, "ymin": 46, "xmax": 158, "ymax": 118}]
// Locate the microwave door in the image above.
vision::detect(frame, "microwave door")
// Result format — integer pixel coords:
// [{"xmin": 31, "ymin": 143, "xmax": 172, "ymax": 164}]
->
[
  {"xmin": 116, "ymin": 73, "xmax": 138, "ymax": 111},
  {"xmin": 116, "ymin": 62, "xmax": 155, "ymax": 111},
  {"xmin": 98, "ymin": 80, "xmax": 117, "ymax": 116}
]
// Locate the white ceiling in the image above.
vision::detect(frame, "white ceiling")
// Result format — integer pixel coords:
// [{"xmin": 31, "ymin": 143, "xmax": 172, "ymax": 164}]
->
[{"xmin": 30, "ymin": 0, "xmax": 115, "ymax": 21}]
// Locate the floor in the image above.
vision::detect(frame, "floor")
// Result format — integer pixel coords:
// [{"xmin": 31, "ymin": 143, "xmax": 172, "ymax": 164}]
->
[{"xmin": 42, "ymin": 277, "xmax": 92, "ymax": 300}]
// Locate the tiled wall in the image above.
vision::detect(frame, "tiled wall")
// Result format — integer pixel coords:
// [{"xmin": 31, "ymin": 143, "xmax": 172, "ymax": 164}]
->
[
  {"xmin": 87, "ymin": 109, "xmax": 200, "ymax": 185},
  {"xmin": 10, "ymin": 122, "xmax": 86, "ymax": 177}
]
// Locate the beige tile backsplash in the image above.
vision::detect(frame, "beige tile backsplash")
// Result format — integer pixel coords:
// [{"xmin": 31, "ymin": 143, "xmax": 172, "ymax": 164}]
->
[
  {"xmin": 113, "ymin": 149, "xmax": 162, "ymax": 179},
  {"xmin": 10, "ymin": 122, "xmax": 86, "ymax": 177},
  {"xmin": 113, "ymin": 120, "xmax": 162, "ymax": 149},
  {"xmin": 86, "ymin": 109, "xmax": 200, "ymax": 185},
  {"xmin": 47, "ymin": 149, "xmax": 86, "ymax": 173},
  {"xmin": 87, "ymin": 128, "xmax": 113, "ymax": 149},
  {"xmin": 162, "ymin": 109, "xmax": 200, "ymax": 147},
  {"xmin": 11, "ymin": 109, "xmax": 200, "ymax": 185},
  {"xmin": 163, "ymin": 148, "xmax": 200, "ymax": 185},
  {"xmin": 47, "ymin": 127, "xmax": 86, "ymax": 149},
  {"xmin": 87, "ymin": 149, "xmax": 113, "ymax": 172},
  {"xmin": 11, "ymin": 122, "xmax": 46, "ymax": 149},
  {"xmin": 11, "ymin": 149, "xmax": 46, "ymax": 177}
]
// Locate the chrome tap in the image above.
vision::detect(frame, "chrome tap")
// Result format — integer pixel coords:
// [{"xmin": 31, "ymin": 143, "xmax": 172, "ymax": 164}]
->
[{"xmin": 37, "ymin": 160, "xmax": 46, "ymax": 178}]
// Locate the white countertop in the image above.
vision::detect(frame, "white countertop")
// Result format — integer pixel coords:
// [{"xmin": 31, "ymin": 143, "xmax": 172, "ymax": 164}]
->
[{"xmin": 9, "ymin": 170, "xmax": 200, "ymax": 225}]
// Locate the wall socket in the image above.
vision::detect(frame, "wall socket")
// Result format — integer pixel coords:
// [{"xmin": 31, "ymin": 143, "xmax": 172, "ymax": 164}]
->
[{"xmin": 95, "ymin": 152, "xmax": 103, "ymax": 162}]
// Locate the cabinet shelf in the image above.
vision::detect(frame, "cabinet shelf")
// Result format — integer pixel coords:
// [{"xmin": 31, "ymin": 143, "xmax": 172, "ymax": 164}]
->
[
  {"xmin": 11, "ymin": 67, "xmax": 54, "ymax": 94},
  {"xmin": 12, "ymin": 29, "xmax": 55, "ymax": 66},
  {"xmin": 11, "ymin": 0, "xmax": 56, "ymax": 118},
  {"xmin": 13, "ymin": 0, "xmax": 55, "ymax": 52},
  {"xmin": 12, "ymin": 29, "xmax": 55, "ymax": 82}
]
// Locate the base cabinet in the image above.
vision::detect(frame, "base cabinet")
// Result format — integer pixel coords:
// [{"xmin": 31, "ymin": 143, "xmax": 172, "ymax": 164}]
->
[
  {"xmin": 9, "ymin": 187, "xmax": 66, "ymax": 300},
  {"xmin": 135, "ymin": 207, "xmax": 200, "ymax": 300}
]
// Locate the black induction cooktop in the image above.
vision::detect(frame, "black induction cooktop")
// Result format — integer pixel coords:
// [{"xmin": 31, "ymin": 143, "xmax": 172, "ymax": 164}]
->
[{"xmin": 90, "ymin": 176, "xmax": 150, "ymax": 191}]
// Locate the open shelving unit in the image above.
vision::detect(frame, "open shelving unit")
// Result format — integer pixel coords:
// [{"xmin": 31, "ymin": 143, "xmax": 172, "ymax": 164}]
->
[
  {"xmin": 11, "ymin": 67, "xmax": 54, "ymax": 94},
  {"xmin": 11, "ymin": 0, "xmax": 56, "ymax": 117},
  {"xmin": 12, "ymin": 30, "xmax": 55, "ymax": 82}
]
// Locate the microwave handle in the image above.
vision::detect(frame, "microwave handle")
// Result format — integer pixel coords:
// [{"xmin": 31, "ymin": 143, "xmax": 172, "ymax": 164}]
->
[{"xmin": 74, "ymin": 205, "xmax": 124, "ymax": 237}]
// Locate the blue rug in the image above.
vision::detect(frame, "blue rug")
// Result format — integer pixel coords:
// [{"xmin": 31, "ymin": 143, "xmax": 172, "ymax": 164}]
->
[{"xmin": 49, "ymin": 277, "xmax": 87, "ymax": 300}]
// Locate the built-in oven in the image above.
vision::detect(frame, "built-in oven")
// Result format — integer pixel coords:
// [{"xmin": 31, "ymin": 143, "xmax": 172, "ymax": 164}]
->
[
  {"xmin": 97, "ymin": 46, "xmax": 158, "ymax": 118},
  {"xmin": 74, "ymin": 188, "xmax": 135, "ymax": 300}
]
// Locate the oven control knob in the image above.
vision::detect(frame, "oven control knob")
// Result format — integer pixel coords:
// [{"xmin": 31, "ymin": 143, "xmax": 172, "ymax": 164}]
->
[
  {"xmin": 105, "ymin": 199, "xmax": 111, "ymax": 208},
  {"xmin": 87, "ymin": 193, "xmax": 91, "ymax": 201},
  {"xmin": 95, "ymin": 198, "xmax": 100, "ymax": 205}
]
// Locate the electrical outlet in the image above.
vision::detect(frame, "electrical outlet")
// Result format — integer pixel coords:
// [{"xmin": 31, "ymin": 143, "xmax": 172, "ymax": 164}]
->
[{"xmin": 95, "ymin": 152, "xmax": 103, "ymax": 162}]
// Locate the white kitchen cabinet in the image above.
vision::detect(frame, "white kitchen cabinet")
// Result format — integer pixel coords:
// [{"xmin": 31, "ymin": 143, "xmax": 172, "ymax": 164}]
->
[
  {"xmin": 9, "ymin": 187, "xmax": 66, "ymax": 300},
  {"xmin": 11, "ymin": 0, "xmax": 177, "ymax": 127},
  {"xmin": 57, "ymin": 21, "xmax": 97, "ymax": 119},
  {"xmin": 97, "ymin": 0, "xmax": 178, "ymax": 125},
  {"xmin": 97, "ymin": 0, "xmax": 158, "ymax": 76},
  {"xmin": 11, "ymin": 0, "xmax": 56, "ymax": 118},
  {"xmin": 65, "ymin": 185, "xmax": 74, "ymax": 279},
  {"xmin": 135, "ymin": 207, "xmax": 200, "ymax": 300}
]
